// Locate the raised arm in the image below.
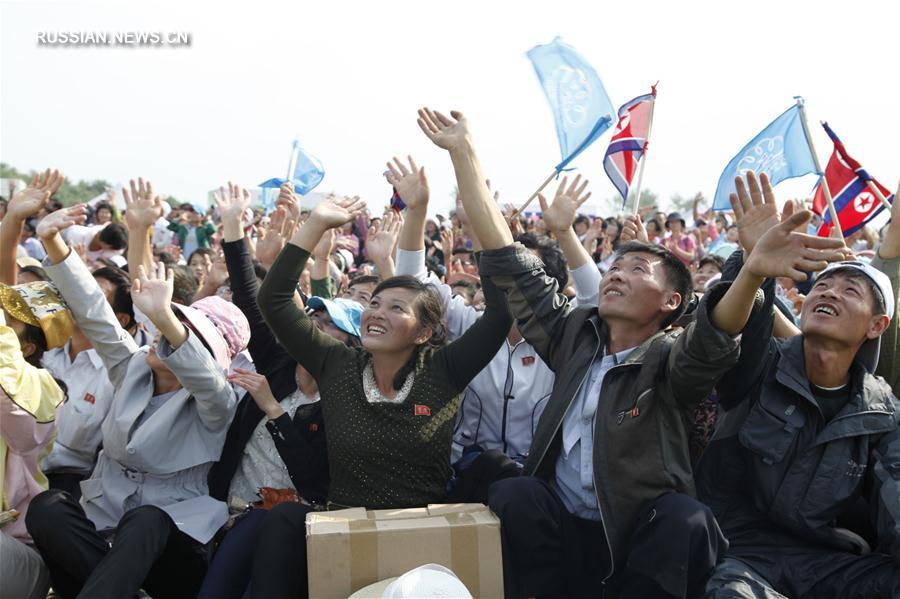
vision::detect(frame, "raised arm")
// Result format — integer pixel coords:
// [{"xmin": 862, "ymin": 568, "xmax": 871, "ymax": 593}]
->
[
  {"xmin": 123, "ymin": 178, "xmax": 164, "ymax": 277},
  {"xmin": 38, "ymin": 206, "xmax": 139, "ymax": 387},
  {"xmin": 216, "ymin": 182, "xmax": 300, "ymax": 396},
  {"xmin": 417, "ymin": 108, "xmax": 512, "ymax": 251},
  {"xmin": 365, "ymin": 210, "xmax": 402, "ymax": 280},
  {"xmin": 257, "ymin": 195, "xmax": 367, "ymax": 380},
  {"xmin": 0, "ymin": 169, "xmax": 64, "ymax": 284},
  {"xmin": 538, "ymin": 175, "xmax": 601, "ymax": 305},
  {"xmin": 711, "ymin": 172, "xmax": 849, "ymax": 335}
]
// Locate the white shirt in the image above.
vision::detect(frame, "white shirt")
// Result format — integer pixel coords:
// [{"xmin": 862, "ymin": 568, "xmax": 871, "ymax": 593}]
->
[
  {"xmin": 227, "ymin": 389, "xmax": 318, "ymax": 503},
  {"xmin": 42, "ymin": 344, "xmax": 116, "ymax": 472}
]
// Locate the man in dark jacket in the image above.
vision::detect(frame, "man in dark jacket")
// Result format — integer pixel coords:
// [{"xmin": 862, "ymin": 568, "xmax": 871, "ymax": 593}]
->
[
  {"xmin": 698, "ymin": 176, "xmax": 900, "ymax": 598},
  {"xmin": 417, "ymin": 109, "xmax": 848, "ymax": 598}
]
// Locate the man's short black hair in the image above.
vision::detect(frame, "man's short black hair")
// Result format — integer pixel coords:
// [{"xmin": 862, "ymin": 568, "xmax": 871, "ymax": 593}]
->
[
  {"xmin": 698, "ymin": 255, "xmax": 725, "ymax": 272},
  {"xmin": 517, "ymin": 233, "xmax": 568, "ymax": 291},
  {"xmin": 349, "ymin": 274, "xmax": 380, "ymax": 287},
  {"xmin": 93, "ymin": 266, "xmax": 135, "ymax": 329},
  {"xmin": 98, "ymin": 223, "xmax": 128, "ymax": 250},
  {"xmin": 614, "ymin": 241, "xmax": 693, "ymax": 329}
]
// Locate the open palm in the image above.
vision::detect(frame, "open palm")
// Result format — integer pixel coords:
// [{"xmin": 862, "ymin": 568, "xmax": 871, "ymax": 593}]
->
[
  {"xmin": 132, "ymin": 263, "xmax": 174, "ymax": 317},
  {"xmin": 123, "ymin": 178, "xmax": 163, "ymax": 230},
  {"xmin": 385, "ymin": 156, "xmax": 429, "ymax": 211},
  {"xmin": 36, "ymin": 205, "xmax": 88, "ymax": 239},
  {"xmin": 9, "ymin": 169, "xmax": 64, "ymax": 220},
  {"xmin": 539, "ymin": 175, "xmax": 591, "ymax": 232},
  {"xmin": 309, "ymin": 195, "xmax": 366, "ymax": 229},
  {"xmin": 417, "ymin": 108, "xmax": 471, "ymax": 151},
  {"xmin": 213, "ymin": 182, "xmax": 251, "ymax": 224}
]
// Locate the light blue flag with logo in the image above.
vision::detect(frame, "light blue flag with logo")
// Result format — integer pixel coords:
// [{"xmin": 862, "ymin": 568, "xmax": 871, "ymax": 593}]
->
[
  {"xmin": 259, "ymin": 140, "xmax": 325, "ymax": 198},
  {"xmin": 527, "ymin": 37, "xmax": 615, "ymax": 171},
  {"xmin": 713, "ymin": 102, "xmax": 818, "ymax": 211}
]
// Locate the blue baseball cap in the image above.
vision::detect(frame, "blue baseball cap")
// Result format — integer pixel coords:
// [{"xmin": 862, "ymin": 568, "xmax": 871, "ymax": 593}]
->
[{"xmin": 306, "ymin": 296, "xmax": 363, "ymax": 338}]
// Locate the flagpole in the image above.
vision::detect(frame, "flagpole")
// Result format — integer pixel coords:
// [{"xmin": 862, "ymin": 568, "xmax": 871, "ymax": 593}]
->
[
  {"xmin": 796, "ymin": 100, "xmax": 843, "ymax": 238},
  {"xmin": 515, "ymin": 169, "xmax": 558, "ymax": 217},
  {"xmin": 865, "ymin": 181, "xmax": 894, "ymax": 212},
  {"xmin": 629, "ymin": 84, "xmax": 658, "ymax": 215}
]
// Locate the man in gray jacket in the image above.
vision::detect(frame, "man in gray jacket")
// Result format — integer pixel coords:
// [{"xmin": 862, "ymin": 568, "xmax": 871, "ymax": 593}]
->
[
  {"xmin": 698, "ymin": 175, "xmax": 900, "ymax": 598},
  {"xmin": 26, "ymin": 201, "xmax": 248, "ymax": 599}
]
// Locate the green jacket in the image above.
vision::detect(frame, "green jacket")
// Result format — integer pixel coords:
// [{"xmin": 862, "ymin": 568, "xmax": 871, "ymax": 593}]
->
[
  {"xmin": 167, "ymin": 221, "xmax": 216, "ymax": 250},
  {"xmin": 479, "ymin": 244, "xmax": 750, "ymax": 581}
]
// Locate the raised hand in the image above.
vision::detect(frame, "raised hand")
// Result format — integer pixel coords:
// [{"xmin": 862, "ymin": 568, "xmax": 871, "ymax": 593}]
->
[
  {"xmin": 213, "ymin": 181, "xmax": 252, "ymax": 225},
  {"xmin": 417, "ymin": 108, "xmax": 471, "ymax": 151},
  {"xmin": 256, "ymin": 207, "xmax": 294, "ymax": 267},
  {"xmin": 385, "ymin": 156, "xmax": 429, "ymax": 211},
  {"xmin": 276, "ymin": 182, "xmax": 302, "ymax": 225},
  {"xmin": 729, "ymin": 172, "xmax": 790, "ymax": 256},
  {"xmin": 620, "ymin": 214, "xmax": 648, "ymax": 243},
  {"xmin": 36, "ymin": 205, "xmax": 88, "ymax": 240},
  {"xmin": 8, "ymin": 169, "xmax": 64, "ymax": 220},
  {"xmin": 538, "ymin": 174, "xmax": 592, "ymax": 233},
  {"xmin": 743, "ymin": 210, "xmax": 850, "ymax": 281},
  {"xmin": 366, "ymin": 210, "xmax": 402, "ymax": 264},
  {"xmin": 132, "ymin": 262, "xmax": 174, "ymax": 318},
  {"xmin": 122, "ymin": 178, "xmax": 163, "ymax": 231},
  {"xmin": 439, "ymin": 227, "xmax": 454, "ymax": 257},
  {"xmin": 307, "ymin": 194, "xmax": 367, "ymax": 230},
  {"xmin": 228, "ymin": 368, "xmax": 281, "ymax": 417}
]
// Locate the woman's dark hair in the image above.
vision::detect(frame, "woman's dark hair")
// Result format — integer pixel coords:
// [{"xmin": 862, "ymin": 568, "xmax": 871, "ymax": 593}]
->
[
  {"xmin": 370, "ymin": 275, "xmax": 448, "ymax": 390},
  {"xmin": 94, "ymin": 201, "xmax": 114, "ymax": 222},
  {"xmin": 93, "ymin": 266, "xmax": 135, "ymax": 330},
  {"xmin": 98, "ymin": 223, "xmax": 128, "ymax": 250},
  {"xmin": 21, "ymin": 322, "xmax": 48, "ymax": 367},
  {"xmin": 187, "ymin": 247, "xmax": 215, "ymax": 266}
]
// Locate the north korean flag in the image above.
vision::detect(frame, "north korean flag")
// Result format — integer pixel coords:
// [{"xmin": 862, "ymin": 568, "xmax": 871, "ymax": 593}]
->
[{"xmin": 814, "ymin": 122, "xmax": 893, "ymax": 237}]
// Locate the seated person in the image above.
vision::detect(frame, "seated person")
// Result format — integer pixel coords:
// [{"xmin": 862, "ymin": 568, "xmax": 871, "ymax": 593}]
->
[
  {"xmin": 0, "ymin": 280, "xmax": 69, "ymax": 599},
  {"xmin": 27, "ymin": 202, "xmax": 249, "ymax": 599},
  {"xmin": 699, "ymin": 175, "xmax": 900, "ymax": 598},
  {"xmin": 416, "ymin": 108, "xmax": 847, "ymax": 598},
  {"xmin": 251, "ymin": 189, "xmax": 511, "ymax": 598}
]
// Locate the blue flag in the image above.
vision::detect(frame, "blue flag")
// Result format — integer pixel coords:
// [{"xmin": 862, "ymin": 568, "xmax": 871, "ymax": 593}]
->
[
  {"xmin": 713, "ymin": 103, "xmax": 818, "ymax": 210},
  {"xmin": 527, "ymin": 37, "xmax": 615, "ymax": 171},
  {"xmin": 259, "ymin": 140, "xmax": 325, "ymax": 196}
]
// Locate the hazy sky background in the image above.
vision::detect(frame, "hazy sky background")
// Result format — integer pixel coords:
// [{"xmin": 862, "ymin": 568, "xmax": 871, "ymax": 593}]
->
[{"xmin": 2, "ymin": 0, "xmax": 898, "ymax": 217}]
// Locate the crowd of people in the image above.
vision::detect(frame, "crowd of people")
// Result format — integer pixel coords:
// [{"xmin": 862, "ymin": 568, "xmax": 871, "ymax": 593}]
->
[{"xmin": 0, "ymin": 107, "xmax": 897, "ymax": 599}]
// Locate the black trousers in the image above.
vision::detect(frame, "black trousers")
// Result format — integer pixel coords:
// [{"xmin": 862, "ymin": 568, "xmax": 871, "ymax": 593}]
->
[
  {"xmin": 25, "ymin": 489, "xmax": 207, "ymax": 599},
  {"xmin": 488, "ymin": 476, "xmax": 725, "ymax": 599},
  {"xmin": 248, "ymin": 502, "xmax": 317, "ymax": 599}
]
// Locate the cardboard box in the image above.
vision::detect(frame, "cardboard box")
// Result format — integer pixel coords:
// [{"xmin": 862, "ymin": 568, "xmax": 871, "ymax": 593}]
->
[{"xmin": 306, "ymin": 503, "xmax": 503, "ymax": 598}]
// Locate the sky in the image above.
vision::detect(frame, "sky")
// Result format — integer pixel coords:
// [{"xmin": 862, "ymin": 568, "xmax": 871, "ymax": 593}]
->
[{"xmin": 2, "ymin": 0, "xmax": 898, "ymax": 218}]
